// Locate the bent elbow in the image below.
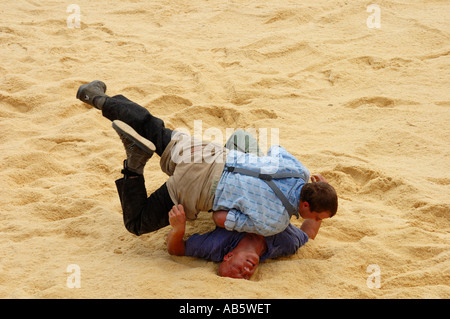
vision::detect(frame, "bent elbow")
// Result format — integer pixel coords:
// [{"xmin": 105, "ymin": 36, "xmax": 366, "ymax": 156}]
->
[
  {"xmin": 168, "ymin": 245, "xmax": 185, "ymax": 256},
  {"xmin": 168, "ymin": 248, "xmax": 181, "ymax": 256}
]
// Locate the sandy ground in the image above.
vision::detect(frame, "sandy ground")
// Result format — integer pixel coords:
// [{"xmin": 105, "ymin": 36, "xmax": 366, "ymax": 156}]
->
[{"xmin": 0, "ymin": 0, "xmax": 449, "ymax": 298}]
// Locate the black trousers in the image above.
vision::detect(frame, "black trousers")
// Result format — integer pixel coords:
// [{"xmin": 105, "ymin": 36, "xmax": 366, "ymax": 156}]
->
[{"xmin": 102, "ymin": 95, "xmax": 175, "ymax": 235}]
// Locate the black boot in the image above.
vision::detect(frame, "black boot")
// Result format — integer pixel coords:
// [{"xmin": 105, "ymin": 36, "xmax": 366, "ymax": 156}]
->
[
  {"xmin": 76, "ymin": 80, "xmax": 108, "ymax": 109},
  {"xmin": 112, "ymin": 120, "xmax": 155, "ymax": 175}
]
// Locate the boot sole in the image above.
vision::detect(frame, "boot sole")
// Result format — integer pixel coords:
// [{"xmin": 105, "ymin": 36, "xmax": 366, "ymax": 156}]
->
[
  {"xmin": 76, "ymin": 84, "xmax": 84, "ymax": 100},
  {"xmin": 112, "ymin": 120, "xmax": 156, "ymax": 155}
]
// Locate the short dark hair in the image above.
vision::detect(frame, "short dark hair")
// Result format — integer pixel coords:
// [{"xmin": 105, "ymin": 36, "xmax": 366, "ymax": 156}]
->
[{"xmin": 300, "ymin": 182, "xmax": 338, "ymax": 217}]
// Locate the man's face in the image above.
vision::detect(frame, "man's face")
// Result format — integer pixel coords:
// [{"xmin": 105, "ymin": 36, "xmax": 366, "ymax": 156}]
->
[
  {"xmin": 218, "ymin": 250, "xmax": 260, "ymax": 280},
  {"xmin": 299, "ymin": 201, "xmax": 331, "ymax": 221}
]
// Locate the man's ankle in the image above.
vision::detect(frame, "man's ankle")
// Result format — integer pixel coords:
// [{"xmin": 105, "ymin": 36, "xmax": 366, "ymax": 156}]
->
[
  {"xmin": 121, "ymin": 160, "xmax": 142, "ymax": 178},
  {"xmin": 93, "ymin": 96, "xmax": 107, "ymax": 110}
]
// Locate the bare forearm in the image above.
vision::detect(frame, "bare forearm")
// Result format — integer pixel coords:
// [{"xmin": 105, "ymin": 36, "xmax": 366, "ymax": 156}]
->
[
  {"xmin": 167, "ymin": 230, "xmax": 186, "ymax": 256},
  {"xmin": 212, "ymin": 210, "xmax": 228, "ymax": 228},
  {"xmin": 300, "ymin": 220, "xmax": 322, "ymax": 240},
  {"xmin": 168, "ymin": 204, "xmax": 187, "ymax": 255}
]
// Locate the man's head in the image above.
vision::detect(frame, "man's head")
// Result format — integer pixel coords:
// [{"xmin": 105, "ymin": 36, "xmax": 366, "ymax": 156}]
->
[
  {"xmin": 218, "ymin": 250, "xmax": 260, "ymax": 280},
  {"xmin": 299, "ymin": 181, "xmax": 338, "ymax": 220}
]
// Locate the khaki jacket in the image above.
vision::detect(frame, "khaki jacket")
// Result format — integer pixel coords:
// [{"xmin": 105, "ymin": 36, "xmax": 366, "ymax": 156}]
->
[{"xmin": 160, "ymin": 134, "xmax": 227, "ymax": 220}]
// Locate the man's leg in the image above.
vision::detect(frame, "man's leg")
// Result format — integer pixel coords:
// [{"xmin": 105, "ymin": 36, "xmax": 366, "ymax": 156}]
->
[
  {"xmin": 77, "ymin": 81, "xmax": 175, "ymax": 234},
  {"xmin": 102, "ymin": 95, "xmax": 172, "ymax": 157},
  {"xmin": 111, "ymin": 121, "xmax": 173, "ymax": 234},
  {"xmin": 116, "ymin": 175, "xmax": 173, "ymax": 235},
  {"xmin": 77, "ymin": 80, "xmax": 172, "ymax": 157}
]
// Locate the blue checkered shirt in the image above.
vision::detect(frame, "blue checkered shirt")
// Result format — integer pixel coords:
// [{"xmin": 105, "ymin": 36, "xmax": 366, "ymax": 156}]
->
[{"xmin": 212, "ymin": 146, "xmax": 310, "ymax": 236}]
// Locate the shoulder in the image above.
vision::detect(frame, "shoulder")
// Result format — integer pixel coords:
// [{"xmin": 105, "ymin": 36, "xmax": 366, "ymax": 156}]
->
[
  {"xmin": 267, "ymin": 146, "xmax": 310, "ymax": 180},
  {"xmin": 261, "ymin": 224, "xmax": 309, "ymax": 261},
  {"xmin": 185, "ymin": 228, "xmax": 245, "ymax": 261},
  {"xmin": 271, "ymin": 224, "xmax": 309, "ymax": 244},
  {"xmin": 267, "ymin": 145, "xmax": 289, "ymax": 157},
  {"xmin": 267, "ymin": 146, "xmax": 304, "ymax": 168}
]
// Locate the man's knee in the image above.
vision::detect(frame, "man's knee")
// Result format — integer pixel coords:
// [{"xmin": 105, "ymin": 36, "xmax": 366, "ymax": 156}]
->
[
  {"xmin": 124, "ymin": 219, "xmax": 144, "ymax": 236},
  {"xmin": 123, "ymin": 213, "xmax": 168, "ymax": 236}
]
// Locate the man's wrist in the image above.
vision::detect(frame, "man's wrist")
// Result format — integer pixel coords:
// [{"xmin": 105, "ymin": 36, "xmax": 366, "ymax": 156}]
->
[{"xmin": 171, "ymin": 227, "xmax": 185, "ymax": 237}]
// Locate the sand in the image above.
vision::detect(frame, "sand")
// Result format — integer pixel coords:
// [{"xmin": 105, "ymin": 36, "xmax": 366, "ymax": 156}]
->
[{"xmin": 0, "ymin": 0, "xmax": 449, "ymax": 299}]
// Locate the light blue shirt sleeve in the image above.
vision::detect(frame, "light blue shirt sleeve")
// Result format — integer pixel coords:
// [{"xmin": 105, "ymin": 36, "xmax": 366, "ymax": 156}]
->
[{"xmin": 224, "ymin": 208, "xmax": 290, "ymax": 237}]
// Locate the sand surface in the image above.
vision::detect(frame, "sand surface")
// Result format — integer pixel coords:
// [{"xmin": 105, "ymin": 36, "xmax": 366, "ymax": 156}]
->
[{"xmin": 0, "ymin": 0, "xmax": 449, "ymax": 298}]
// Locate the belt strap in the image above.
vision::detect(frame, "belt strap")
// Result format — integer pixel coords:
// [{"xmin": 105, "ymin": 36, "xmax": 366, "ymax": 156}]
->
[{"xmin": 225, "ymin": 166, "xmax": 301, "ymax": 218}]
